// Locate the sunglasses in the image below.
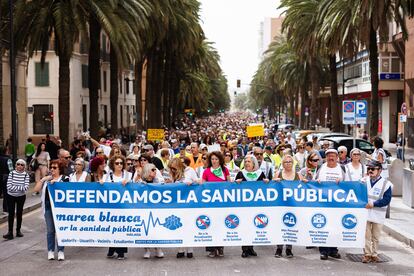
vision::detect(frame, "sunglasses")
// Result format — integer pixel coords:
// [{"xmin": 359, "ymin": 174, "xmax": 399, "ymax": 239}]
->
[
  {"xmin": 151, "ymin": 168, "xmax": 157, "ymax": 172},
  {"xmin": 170, "ymin": 167, "xmax": 177, "ymax": 172},
  {"xmin": 126, "ymin": 163, "xmax": 133, "ymax": 166},
  {"xmin": 339, "ymin": 151, "xmax": 345, "ymax": 154},
  {"xmin": 254, "ymin": 153, "xmax": 263, "ymax": 156},
  {"xmin": 225, "ymin": 154, "xmax": 231, "ymax": 157},
  {"xmin": 310, "ymin": 159, "xmax": 319, "ymax": 162},
  {"xmin": 16, "ymin": 163, "xmax": 25, "ymax": 167},
  {"xmin": 367, "ymin": 167, "xmax": 380, "ymax": 171},
  {"xmin": 202, "ymin": 157, "xmax": 207, "ymax": 160},
  {"xmin": 144, "ymin": 149, "xmax": 151, "ymax": 152},
  {"xmin": 114, "ymin": 162, "xmax": 124, "ymax": 166},
  {"xmin": 50, "ymin": 166, "xmax": 58, "ymax": 170},
  {"xmin": 64, "ymin": 156, "xmax": 71, "ymax": 160},
  {"xmin": 352, "ymin": 153, "xmax": 361, "ymax": 156},
  {"xmin": 283, "ymin": 161, "xmax": 293, "ymax": 164}
]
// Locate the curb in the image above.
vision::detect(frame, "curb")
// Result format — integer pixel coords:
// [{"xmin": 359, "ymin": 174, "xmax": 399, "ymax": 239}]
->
[
  {"xmin": 383, "ymin": 222, "xmax": 414, "ymax": 249},
  {"xmin": 0, "ymin": 201, "xmax": 41, "ymax": 224}
]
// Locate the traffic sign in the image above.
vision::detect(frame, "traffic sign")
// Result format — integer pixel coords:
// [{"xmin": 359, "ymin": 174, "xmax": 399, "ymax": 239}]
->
[
  {"xmin": 400, "ymin": 114, "xmax": 407, "ymax": 123},
  {"xmin": 401, "ymin": 102, "xmax": 407, "ymax": 115},
  {"xmin": 355, "ymin": 100, "xmax": 367, "ymax": 124},
  {"xmin": 342, "ymin": 101, "xmax": 356, "ymax": 124}
]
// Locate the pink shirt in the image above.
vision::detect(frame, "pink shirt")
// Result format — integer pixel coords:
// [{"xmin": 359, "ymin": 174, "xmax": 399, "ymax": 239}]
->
[{"xmin": 202, "ymin": 167, "xmax": 230, "ymax": 182}]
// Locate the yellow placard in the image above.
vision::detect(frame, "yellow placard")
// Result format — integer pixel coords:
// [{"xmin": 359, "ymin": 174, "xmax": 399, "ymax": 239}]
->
[
  {"xmin": 147, "ymin": 129, "xmax": 164, "ymax": 141},
  {"xmin": 246, "ymin": 124, "xmax": 264, "ymax": 138}
]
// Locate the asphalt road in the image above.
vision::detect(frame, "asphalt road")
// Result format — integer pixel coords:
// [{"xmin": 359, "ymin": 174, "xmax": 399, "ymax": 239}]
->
[{"xmin": 1, "ymin": 209, "xmax": 414, "ymax": 276}]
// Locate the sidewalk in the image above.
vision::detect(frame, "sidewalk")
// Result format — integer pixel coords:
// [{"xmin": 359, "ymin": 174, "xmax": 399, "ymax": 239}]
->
[
  {"xmin": 0, "ymin": 183, "xmax": 41, "ymax": 224},
  {"xmin": 384, "ymin": 142, "xmax": 414, "ymax": 167},
  {"xmin": 384, "ymin": 197, "xmax": 414, "ymax": 248}
]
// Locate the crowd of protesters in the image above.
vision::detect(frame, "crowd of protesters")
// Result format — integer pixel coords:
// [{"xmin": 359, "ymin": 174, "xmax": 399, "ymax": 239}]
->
[{"xmin": 0, "ymin": 112, "xmax": 392, "ymax": 263}]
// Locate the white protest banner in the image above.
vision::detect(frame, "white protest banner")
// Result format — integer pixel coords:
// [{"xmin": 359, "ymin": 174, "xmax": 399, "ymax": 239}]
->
[{"xmin": 48, "ymin": 181, "xmax": 368, "ymax": 248}]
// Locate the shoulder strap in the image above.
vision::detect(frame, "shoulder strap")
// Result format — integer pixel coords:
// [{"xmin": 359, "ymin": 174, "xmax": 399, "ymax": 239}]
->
[
  {"xmin": 378, "ymin": 179, "xmax": 389, "ymax": 199},
  {"xmin": 131, "ymin": 171, "xmax": 135, "ymax": 181},
  {"xmin": 340, "ymin": 164, "xmax": 346, "ymax": 180},
  {"xmin": 362, "ymin": 164, "xmax": 365, "ymax": 176},
  {"xmin": 110, "ymin": 172, "xmax": 114, "ymax": 182},
  {"xmin": 346, "ymin": 164, "xmax": 352, "ymax": 180}
]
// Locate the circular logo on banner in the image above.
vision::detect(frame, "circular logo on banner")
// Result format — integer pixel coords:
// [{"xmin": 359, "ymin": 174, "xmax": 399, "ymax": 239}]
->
[
  {"xmin": 282, "ymin": 212, "xmax": 297, "ymax": 228},
  {"xmin": 225, "ymin": 214, "xmax": 240, "ymax": 229},
  {"xmin": 311, "ymin": 213, "xmax": 327, "ymax": 229},
  {"xmin": 195, "ymin": 215, "xmax": 211, "ymax": 230},
  {"xmin": 254, "ymin": 214, "xmax": 269, "ymax": 229},
  {"xmin": 342, "ymin": 214, "xmax": 358, "ymax": 229}
]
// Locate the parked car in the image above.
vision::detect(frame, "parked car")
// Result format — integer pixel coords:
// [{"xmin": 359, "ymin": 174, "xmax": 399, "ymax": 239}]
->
[
  {"xmin": 307, "ymin": 132, "xmax": 351, "ymax": 142},
  {"xmin": 277, "ymin": 124, "xmax": 297, "ymax": 132},
  {"xmin": 319, "ymin": 137, "xmax": 375, "ymax": 156},
  {"xmin": 293, "ymin": 130, "xmax": 324, "ymax": 143}
]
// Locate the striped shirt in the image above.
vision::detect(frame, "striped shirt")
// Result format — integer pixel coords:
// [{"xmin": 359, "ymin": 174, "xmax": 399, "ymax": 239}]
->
[{"xmin": 7, "ymin": 170, "xmax": 30, "ymax": 197}]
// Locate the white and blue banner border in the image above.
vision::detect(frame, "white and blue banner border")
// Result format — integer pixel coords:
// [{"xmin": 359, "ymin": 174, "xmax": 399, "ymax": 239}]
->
[{"xmin": 49, "ymin": 181, "xmax": 368, "ymax": 248}]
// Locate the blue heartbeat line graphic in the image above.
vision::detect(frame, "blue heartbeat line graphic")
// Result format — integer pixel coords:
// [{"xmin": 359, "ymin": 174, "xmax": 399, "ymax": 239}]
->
[{"xmin": 135, "ymin": 212, "xmax": 183, "ymax": 236}]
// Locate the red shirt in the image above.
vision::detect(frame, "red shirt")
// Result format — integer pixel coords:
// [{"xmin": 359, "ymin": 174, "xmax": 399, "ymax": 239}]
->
[{"xmin": 202, "ymin": 167, "xmax": 230, "ymax": 182}]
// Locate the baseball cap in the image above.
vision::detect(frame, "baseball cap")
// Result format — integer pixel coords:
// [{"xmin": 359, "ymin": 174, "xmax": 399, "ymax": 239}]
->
[
  {"xmin": 179, "ymin": 144, "xmax": 186, "ymax": 150},
  {"xmin": 200, "ymin": 143, "xmax": 208, "ymax": 150},
  {"xmin": 325, "ymin": 148, "xmax": 338, "ymax": 155},
  {"xmin": 367, "ymin": 160, "xmax": 382, "ymax": 168}
]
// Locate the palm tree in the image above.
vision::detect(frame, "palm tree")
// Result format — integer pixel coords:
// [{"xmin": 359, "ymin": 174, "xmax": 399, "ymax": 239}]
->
[
  {"xmin": 14, "ymin": 0, "xmax": 86, "ymax": 148},
  {"xmin": 318, "ymin": 0, "xmax": 413, "ymax": 136}
]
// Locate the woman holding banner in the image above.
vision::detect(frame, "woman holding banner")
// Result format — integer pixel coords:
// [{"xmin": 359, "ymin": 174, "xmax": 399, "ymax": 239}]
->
[
  {"xmin": 202, "ymin": 151, "xmax": 231, "ymax": 258},
  {"xmin": 299, "ymin": 153, "xmax": 320, "ymax": 182},
  {"xmin": 235, "ymin": 154, "xmax": 268, "ymax": 258},
  {"xmin": 346, "ymin": 149, "xmax": 367, "ymax": 181},
  {"xmin": 168, "ymin": 158, "xmax": 195, "ymax": 258},
  {"xmin": 104, "ymin": 155, "xmax": 131, "ymax": 260},
  {"xmin": 33, "ymin": 160, "xmax": 68, "ymax": 261},
  {"xmin": 273, "ymin": 155, "xmax": 300, "ymax": 258},
  {"xmin": 141, "ymin": 163, "xmax": 165, "ymax": 259},
  {"xmin": 69, "ymin": 158, "xmax": 91, "ymax": 182},
  {"xmin": 90, "ymin": 157, "xmax": 106, "ymax": 183}
]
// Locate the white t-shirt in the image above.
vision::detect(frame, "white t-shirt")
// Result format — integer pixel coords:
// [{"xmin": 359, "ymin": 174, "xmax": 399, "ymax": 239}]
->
[
  {"xmin": 104, "ymin": 170, "xmax": 132, "ymax": 182},
  {"xmin": 317, "ymin": 163, "xmax": 346, "ymax": 182},
  {"xmin": 345, "ymin": 163, "xmax": 366, "ymax": 181},
  {"xmin": 184, "ymin": 167, "xmax": 199, "ymax": 183}
]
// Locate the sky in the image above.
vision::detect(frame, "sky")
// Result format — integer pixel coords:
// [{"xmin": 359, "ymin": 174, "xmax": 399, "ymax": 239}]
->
[{"xmin": 199, "ymin": 0, "xmax": 282, "ymax": 94}]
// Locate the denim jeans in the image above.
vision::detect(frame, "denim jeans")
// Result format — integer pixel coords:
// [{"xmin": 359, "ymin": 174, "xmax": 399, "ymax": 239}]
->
[{"xmin": 44, "ymin": 204, "xmax": 64, "ymax": 252}]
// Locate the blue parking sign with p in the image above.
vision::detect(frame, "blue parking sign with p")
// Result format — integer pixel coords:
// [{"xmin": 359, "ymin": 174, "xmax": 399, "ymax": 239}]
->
[{"xmin": 355, "ymin": 100, "xmax": 367, "ymax": 124}]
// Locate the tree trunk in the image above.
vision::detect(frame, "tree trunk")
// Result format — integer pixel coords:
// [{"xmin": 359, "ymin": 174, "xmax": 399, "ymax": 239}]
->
[
  {"xmin": 289, "ymin": 94, "xmax": 294, "ymax": 122},
  {"xmin": 110, "ymin": 43, "xmax": 118, "ymax": 135},
  {"xmin": 369, "ymin": 25, "xmax": 379, "ymax": 137},
  {"xmin": 88, "ymin": 17, "xmax": 101, "ymax": 138},
  {"xmin": 329, "ymin": 54, "xmax": 340, "ymax": 132},
  {"xmin": 134, "ymin": 60, "xmax": 143, "ymax": 132},
  {"xmin": 147, "ymin": 48, "xmax": 163, "ymax": 128},
  {"xmin": 58, "ymin": 55, "xmax": 70, "ymax": 149},
  {"xmin": 300, "ymin": 85, "xmax": 307, "ymax": 129},
  {"xmin": 0, "ymin": 48, "xmax": 3, "ymax": 146},
  {"xmin": 294, "ymin": 89, "xmax": 299, "ymax": 126},
  {"xmin": 310, "ymin": 58, "xmax": 320, "ymax": 129}
]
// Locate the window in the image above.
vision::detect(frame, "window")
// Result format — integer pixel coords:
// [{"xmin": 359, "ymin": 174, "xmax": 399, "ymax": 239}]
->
[
  {"xmin": 357, "ymin": 140, "xmax": 374, "ymax": 153},
  {"xmin": 381, "ymin": 58, "xmax": 390, "ymax": 73},
  {"xmin": 33, "ymin": 104, "xmax": 54, "ymax": 134},
  {"xmin": 391, "ymin": 58, "xmax": 400, "ymax": 73},
  {"xmin": 35, "ymin": 62, "xmax": 49, "ymax": 87},
  {"xmin": 125, "ymin": 79, "xmax": 130, "ymax": 94},
  {"xmin": 82, "ymin": 64, "xmax": 88, "ymax": 88},
  {"xmin": 103, "ymin": 71, "xmax": 107, "ymax": 92}
]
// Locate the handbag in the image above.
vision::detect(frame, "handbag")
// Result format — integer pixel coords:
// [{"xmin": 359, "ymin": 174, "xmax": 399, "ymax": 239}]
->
[{"xmin": 30, "ymin": 159, "xmax": 39, "ymax": 171}]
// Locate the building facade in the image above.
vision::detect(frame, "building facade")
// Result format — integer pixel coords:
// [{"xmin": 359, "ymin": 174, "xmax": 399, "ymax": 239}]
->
[{"xmin": 26, "ymin": 33, "xmax": 136, "ymax": 142}]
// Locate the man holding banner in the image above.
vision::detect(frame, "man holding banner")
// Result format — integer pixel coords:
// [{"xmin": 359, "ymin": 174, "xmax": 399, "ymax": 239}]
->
[
  {"xmin": 316, "ymin": 149, "xmax": 347, "ymax": 260},
  {"xmin": 362, "ymin": 160, "xmax": 393, "ymax": 263}
]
